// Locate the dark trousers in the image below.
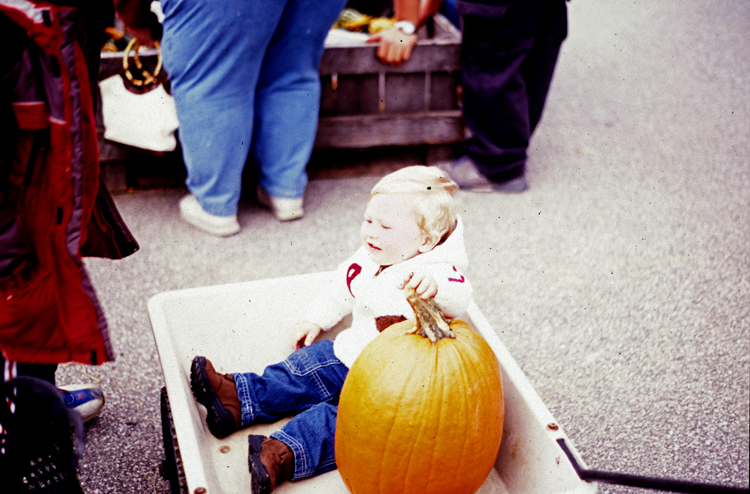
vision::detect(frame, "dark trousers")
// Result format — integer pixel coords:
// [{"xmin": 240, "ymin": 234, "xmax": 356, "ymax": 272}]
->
[{"xmin": 458, "ymin": 0, "xmax": 568, "ymax": 182}]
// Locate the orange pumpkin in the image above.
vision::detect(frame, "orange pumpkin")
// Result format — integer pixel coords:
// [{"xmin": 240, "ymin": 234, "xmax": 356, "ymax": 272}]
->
[{"xmin": 335, "ymin": 289, "xmax": 504, "ymax": 494}]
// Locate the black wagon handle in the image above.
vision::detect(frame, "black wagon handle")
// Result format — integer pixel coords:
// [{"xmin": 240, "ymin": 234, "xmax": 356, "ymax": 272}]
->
[{"xmin": 557, "ymin": 439, "xmax": 750, "ymax": 494}]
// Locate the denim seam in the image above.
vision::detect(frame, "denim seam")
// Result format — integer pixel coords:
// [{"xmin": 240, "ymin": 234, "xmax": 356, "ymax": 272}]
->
[
  {"xmin": 315, "ymin": 456, "xmax": 337, "ymax": 475},
  {"xmin": 285, "ymin": 358, "xmax": 343, "ymax": 375},
  {"xmin": 232, "ymin": 372, "xmax": 255, "ymax": 427},
  {"xmin": 282, "ymin": 359, "xmax": 340, "ymax": 400},
  {"xmin": 271, "ymin": 430, "xmax": 308, "ymax": 481}
]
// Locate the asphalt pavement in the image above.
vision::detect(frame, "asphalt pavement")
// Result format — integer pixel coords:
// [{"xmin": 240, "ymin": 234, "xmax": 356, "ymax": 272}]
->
[{"xmin": 56, "ymin": 1, "xmax": 749, "ymax": 493}]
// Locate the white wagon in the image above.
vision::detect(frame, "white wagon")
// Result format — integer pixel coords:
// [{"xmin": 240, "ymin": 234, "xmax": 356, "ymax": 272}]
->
[{"xmin": 148, "ymin": 271, "xmax": 595, "ymax": 494}]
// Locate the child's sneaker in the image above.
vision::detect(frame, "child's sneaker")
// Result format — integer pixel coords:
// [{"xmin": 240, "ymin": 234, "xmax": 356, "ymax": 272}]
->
[
  {"xmin": 58, "ymin": 384, "xmax": 105, "ymax": 423},
  {"xmin": 190, "ymin": 356, "xmax": 242, "ymax": 438}
]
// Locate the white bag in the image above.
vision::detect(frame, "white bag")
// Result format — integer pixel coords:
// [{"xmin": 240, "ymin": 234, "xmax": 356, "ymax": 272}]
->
[{"xmin": 100, "ymin": 74, "xmax": 179, "ymax": 153}]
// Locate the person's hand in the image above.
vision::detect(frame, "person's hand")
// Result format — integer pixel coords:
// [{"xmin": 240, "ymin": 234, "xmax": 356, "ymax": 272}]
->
[
  {"xmin": 293, "ymin": 321, "xmax": 323, "ymax": 350},
  {"xmin": 368, "ymin": 27, "xmax": 418, "ymax": 67},
  {"xmin": 400, "ymin": 271, "xmax": 438, "ymax": 299}
]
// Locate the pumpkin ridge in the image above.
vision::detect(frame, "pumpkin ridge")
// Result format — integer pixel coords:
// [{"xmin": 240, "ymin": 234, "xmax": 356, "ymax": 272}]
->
[
  {"xmin": 380, "ymin": 335, "xmax": 425, "ymax": 494},
  {"xmin": 468, "ymin": 335, "xmax": 498, "ymax": 488},
  {"xmin": 413, "ymin": 343, "xmax": 442, "ymax": 492},
  {"xmin": 377, "ymin": 391, "xmax": 398, "ymax": 494},
  {"xmin": 427, "ymin": 341, "xmax": 456, "ymax": 493},
  {"xmin": 443, "ymin": 331, "xmax": 481, "ymax": 492},
  {"xmin": 396, "ymin": 339, "xmax": 437, "ymax": 493},
  {"xmin": 377, "ymin": 347, "xmax": 404, "ymax": 487},
  {"xmin": 344, "ymin": 332, "xmax": 409, "ymax": 493},
  {"xmin": 450, "ymin": 335, "xmax": 474, "ymax": 490},
  {"xmin": 446, "ymin": 326, "xmax": 501, "ymax": 492}
]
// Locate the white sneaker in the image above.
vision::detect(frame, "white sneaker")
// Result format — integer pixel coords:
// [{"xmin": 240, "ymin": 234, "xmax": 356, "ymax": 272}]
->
[
  {"xmin": 179, "ymin": 194, "xmax": 240, "ymax": 236},
  {"xmin": 256, "ymin": 185, "xmax": 304, "ymax": 221}
]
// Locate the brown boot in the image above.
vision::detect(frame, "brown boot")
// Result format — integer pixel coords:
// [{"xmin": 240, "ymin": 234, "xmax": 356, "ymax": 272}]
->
[
  {"xmin": 190, "ymin": 356, "xmax": 242, "ymax": 438},
  {"xmin": 248, "ymin": 435, "xmax": 294, "ymax": 494}
]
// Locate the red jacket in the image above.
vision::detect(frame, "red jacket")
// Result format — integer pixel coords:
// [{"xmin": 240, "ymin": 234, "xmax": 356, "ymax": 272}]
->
[{"xmin": 0, "ymin": 0, "xmax": 138, "ymax": 365}]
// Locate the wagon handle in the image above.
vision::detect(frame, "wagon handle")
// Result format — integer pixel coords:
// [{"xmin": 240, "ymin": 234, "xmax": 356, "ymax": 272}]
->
[{"xmin": 557, "ymin": 439, "xmax": 749, "ymax": 494}]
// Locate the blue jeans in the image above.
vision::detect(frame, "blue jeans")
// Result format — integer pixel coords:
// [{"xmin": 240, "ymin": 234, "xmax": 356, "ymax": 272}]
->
[
  {"xmin": 233, "ymin": 340, "xmax": 348, "ymax": 480},
  {"xmin": 160, "ymin": 0, "xmax": 347, "ymax": 216}
]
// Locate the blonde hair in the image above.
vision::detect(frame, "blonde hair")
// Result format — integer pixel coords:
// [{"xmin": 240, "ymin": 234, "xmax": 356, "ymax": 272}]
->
[{"xmin": 369, "ymin": 166, "xmax": 459, "ymax": 245}]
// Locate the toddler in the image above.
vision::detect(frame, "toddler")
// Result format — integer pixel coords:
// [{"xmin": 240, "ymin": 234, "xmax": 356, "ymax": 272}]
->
[{"xmin": 190, "ymin": 166, "xmax": 472, "ymax": 494}]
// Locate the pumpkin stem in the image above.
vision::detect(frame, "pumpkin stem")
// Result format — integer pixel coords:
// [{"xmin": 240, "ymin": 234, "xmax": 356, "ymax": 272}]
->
[{"xmin": 403, "ymin": 287, "xmax": 456, "ymax": 343}]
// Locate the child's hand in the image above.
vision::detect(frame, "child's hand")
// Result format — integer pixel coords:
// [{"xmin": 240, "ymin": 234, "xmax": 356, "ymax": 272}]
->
[
  {"xmin": 293, "ymin": 321, "xmax": 322, "ymax": 350},
  {"xmin": 400, "ymin": 271, "xmax": 438, "ymax": 299}
]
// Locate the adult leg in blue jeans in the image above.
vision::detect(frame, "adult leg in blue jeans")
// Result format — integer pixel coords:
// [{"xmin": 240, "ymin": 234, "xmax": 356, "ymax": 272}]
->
[
  {"xmin": 159, "ymin": 0, "xmax": 346, "ymax": 233},
  {"xmin": 253, "ymin": 0, "xmax": 348, "ymax": 206},
  {"xmin": 160, "ymin": 0, "xmax": 277, "ymax": 219}
]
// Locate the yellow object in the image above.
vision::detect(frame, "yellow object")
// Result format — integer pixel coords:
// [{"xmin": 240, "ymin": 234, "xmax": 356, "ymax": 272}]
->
[
  {"xmin": 336, "ymin": 289, "xmax": 504, "ymax": 494},
  {"xmin": 122, "ymin": 38, "xmax": 162, "ymax": 88},
  {"xmin": 367, "ymin": 17, "xmax": 396, "ymax": 34},
  {"xmin": 336, "ymin": 8, "xmax": 372, "ymax": 31},
  {"xmin": 334, "ymin": 8, "xmax": 396, "ymax": 34}
]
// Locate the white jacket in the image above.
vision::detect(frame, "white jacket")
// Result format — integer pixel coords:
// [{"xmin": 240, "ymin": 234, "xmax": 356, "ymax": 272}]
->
[{"xmin": 305, "ymin": 218, "xmax": 473, "ymax": 368}]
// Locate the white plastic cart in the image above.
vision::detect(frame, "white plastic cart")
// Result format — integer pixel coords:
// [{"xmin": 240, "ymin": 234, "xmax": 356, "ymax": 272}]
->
[{"xmin": 148, "ymin": 271, "xmax": 596, "ymax": 494}]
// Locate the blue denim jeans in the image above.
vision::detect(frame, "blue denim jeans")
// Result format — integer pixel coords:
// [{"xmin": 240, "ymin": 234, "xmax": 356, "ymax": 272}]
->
[
  {"xmin": 160, "ymin": 0, "xmax": 347, "ymax": 216},
  {"xmin": 233, "ymin": 340, "xmax": 348, "ymax": 480}
]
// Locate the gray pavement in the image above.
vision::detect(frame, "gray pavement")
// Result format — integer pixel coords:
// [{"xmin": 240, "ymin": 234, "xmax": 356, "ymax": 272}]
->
[{"xmin": 56, "ymin": 1, "xmax": 749, "ymax": 492}]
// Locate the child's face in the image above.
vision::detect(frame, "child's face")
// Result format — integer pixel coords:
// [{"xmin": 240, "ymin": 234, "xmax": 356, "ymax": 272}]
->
[{"xmin": 360, "ymin": 193, "xmax": 429, "ymax": 266}]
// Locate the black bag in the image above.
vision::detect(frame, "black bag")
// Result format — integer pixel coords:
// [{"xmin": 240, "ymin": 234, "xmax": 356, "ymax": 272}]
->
[{"xmin": 0, "ymin": 377, "xmax": 85, "ymax": 493}]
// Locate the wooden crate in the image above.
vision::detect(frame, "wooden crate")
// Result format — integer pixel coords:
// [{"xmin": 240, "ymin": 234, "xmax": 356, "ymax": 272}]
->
[
  {"xmin": 316, "ymin": 14, "xmax": 463, "ymax": 149},
  {"xmin": 97, "ymin": 13, "xmax": 463, "ymax": 170}
]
